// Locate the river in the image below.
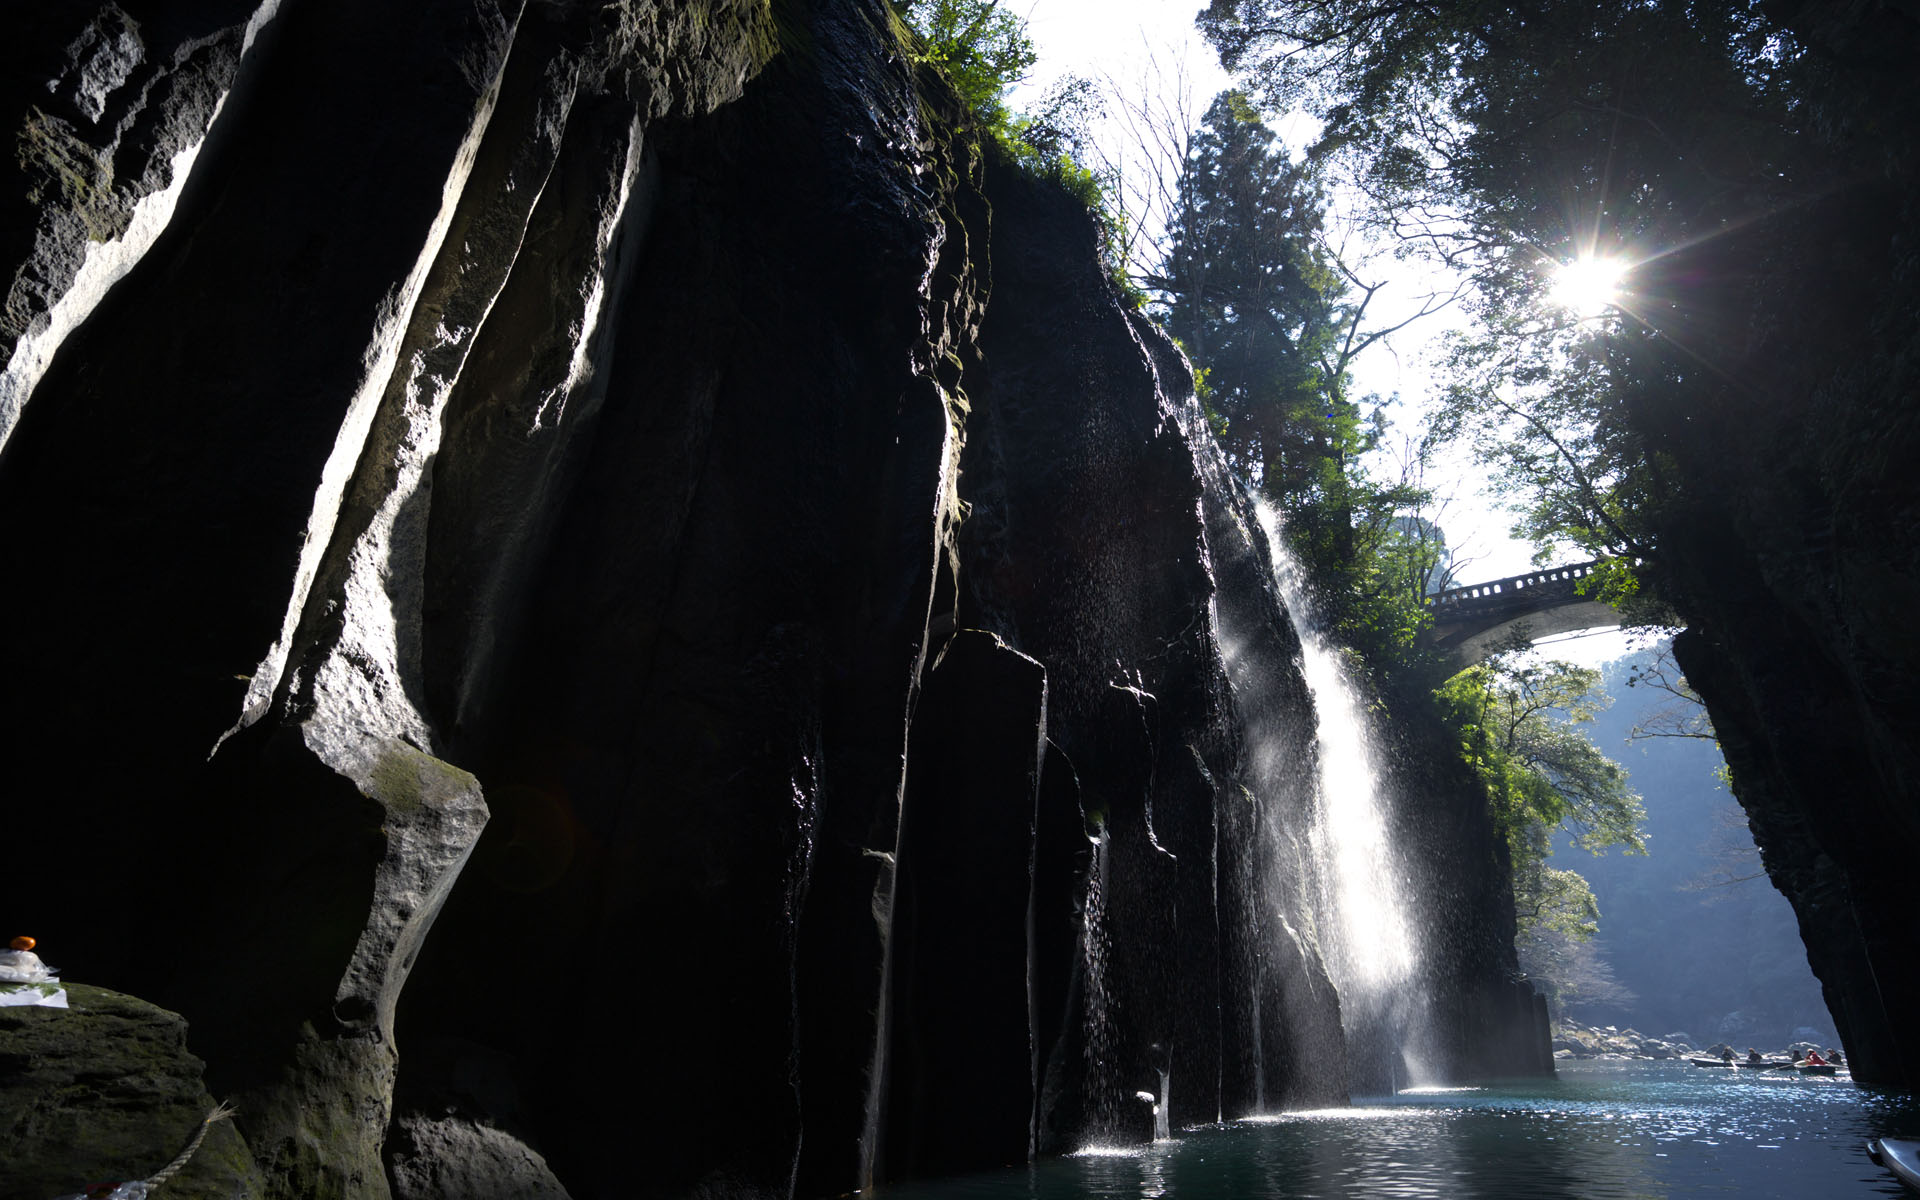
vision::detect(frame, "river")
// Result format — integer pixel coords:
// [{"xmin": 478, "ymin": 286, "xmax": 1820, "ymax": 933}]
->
[{"xmin": 871, "ymin": 1060, "xmax": 1920, "ymax": 1198}]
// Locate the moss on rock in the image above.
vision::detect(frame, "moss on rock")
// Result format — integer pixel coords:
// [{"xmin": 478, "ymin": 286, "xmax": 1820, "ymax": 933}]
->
[{"xmin": 0, "ymin": 983, "xmax": 264, "ymax": 1199}]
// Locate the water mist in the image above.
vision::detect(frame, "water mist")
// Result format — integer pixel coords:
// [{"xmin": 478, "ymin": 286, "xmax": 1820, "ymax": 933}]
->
[{"xmin": 1253, "ymin": 502, "xmax": 1431, "ymax": 1093}]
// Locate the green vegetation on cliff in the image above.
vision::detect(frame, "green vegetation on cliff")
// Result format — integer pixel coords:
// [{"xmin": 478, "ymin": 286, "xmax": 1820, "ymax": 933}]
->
[
  {"xmin": 1436, "ymin": 657, "xmax": 1646, "ymax": 943},
  {"xmin": 891, "ymin": 0, "xmax": 1034, "ymax": 131},
  {"xmin": 892, "ymin": 0, "xmax": 1138, "ymax": 299}
]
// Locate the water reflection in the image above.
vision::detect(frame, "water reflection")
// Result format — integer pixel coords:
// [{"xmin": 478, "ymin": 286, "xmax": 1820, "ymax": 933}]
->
[
  {"xmin": 1071, "ymin": 1144, "xmax": 1169, "ymax": 1198},
  {"xmin": 871, "ymin": 1061, "xmax": 1920, "ymax": 1199}
]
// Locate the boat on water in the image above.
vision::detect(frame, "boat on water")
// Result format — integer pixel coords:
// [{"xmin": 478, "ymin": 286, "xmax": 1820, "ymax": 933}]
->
[
  {"xmin": 1868, "ymin": 1138, "xmax": 1920, "ymax": 1194},
  {"xmin": 1798, "ymin": 1063, "xmax": 1839, "ymax": 1076},
  {"xmin": 1687, "ymin": 1056, "xmax": 1795, "ymax": 1070}
]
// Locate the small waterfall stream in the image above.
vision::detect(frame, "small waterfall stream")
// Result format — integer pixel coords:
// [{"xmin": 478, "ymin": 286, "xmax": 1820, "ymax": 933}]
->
[
  {"xmin": 1253, "ymin": 502, "xmax": 1427, "ymax": 1090},
  {"xmin": 1081, "ymin": 827, "xmax": 1123, "ymax": 1140}
]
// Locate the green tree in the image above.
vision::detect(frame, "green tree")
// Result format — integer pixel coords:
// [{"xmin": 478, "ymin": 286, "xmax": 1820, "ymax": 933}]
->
[
  {"xmin": 893, "ymin": 0, "xmax": 1036, "ymax": 132},
  {"xmin": 1156, "ymin": 92, "xmax": 1448, "ymax": 671},
  {"xmin": 1155, "ymin": 92, "xmax": 1337, "ymax": 493},
  {"xmin": 1436, "ymin": 655, "xmax": 1647, "ymax": 940}
]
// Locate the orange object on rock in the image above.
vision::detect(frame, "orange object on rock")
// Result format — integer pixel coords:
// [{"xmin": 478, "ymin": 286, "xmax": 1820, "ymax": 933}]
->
[{"xmin": 11, "ymin": 935, "xmax": 35, "ymax": 951}]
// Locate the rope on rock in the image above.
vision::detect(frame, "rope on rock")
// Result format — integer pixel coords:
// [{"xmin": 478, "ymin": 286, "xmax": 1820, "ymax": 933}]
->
[{"xmin": 141, "ymin": 1101, "xmax": 237, "ymax": 1189}]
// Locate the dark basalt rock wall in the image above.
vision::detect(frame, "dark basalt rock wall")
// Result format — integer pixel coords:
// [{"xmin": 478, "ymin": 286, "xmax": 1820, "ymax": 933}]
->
[
  {"xmin": 1668, "ymin": 507, "xmax": 1920, "ymax": 1090},
  {"xmin": 1624, "ymin": 5, "xmax": 1920, "ymax": 1092},
  {"xmin": 0, "ymin": 2, "xmax": 1545, "ymax": 1197},
  {"xmin": 1379, "ymin": 705, "xmax": 1556, "ymax": 1082}
]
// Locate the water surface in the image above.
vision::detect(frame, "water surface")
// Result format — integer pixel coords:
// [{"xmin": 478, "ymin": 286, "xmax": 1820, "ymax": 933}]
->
[{"xmin": 873, "ymin": 1060, "xmax": 1920, "ymax": 1198}]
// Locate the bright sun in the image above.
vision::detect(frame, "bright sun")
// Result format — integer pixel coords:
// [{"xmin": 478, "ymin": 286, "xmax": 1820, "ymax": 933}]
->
[{"xmin": 1548, "ymin": 256, "xmax": 1628, "ymax": 315}]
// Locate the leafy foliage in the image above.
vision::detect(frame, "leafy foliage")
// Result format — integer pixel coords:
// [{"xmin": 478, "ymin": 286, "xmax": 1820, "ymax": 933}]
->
[
  {"xmin": 894, "ymin": 2, "xmax": 1142, "ymax": 303},
  {"xmin": 1561, "ymin": 646, "xmax": 1827, "ymax": 1037},
  {"xmin": 1156, "ymin": 92, "xmax": 1447, "ymax": 672},
  {"xmin": 893, "ymin": 0, "xmax": 1035, "ymax": 132},
  {"xmin": 1195, "ymin": 0, "xmax": 1920, "ymax": 606},
  {"xmin": 1518, "ymin": 921, "xmax": 1637, "ymax": 1018},
  {"xmin": 1436, "ymin": 655, "xmax": 1647, "ymax": 941}
]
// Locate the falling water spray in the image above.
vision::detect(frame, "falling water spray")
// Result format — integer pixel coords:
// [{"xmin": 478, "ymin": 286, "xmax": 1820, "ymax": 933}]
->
[
  {"xmin": 1081, "ymin": 827, "xmax": 1122, "ymax": 1141},
  {"xmin": 1253, "ymin": 501, "xmax": 1430, "ymax": 1091}
]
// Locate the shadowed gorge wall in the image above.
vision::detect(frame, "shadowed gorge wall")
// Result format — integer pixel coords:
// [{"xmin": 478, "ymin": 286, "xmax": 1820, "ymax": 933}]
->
[
  {"xmin": 1627, "ymin": 3, "xmax": 1920, "ymax": 1091},
  {"xmin": 0, "ymin": 2, "xmax": 1547, "ymax": 1198}
]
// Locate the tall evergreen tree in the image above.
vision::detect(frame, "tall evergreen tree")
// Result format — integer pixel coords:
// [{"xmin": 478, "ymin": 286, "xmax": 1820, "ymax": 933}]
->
[
  {"xmin": 1156, "ymin": 92, "xmax": 1339, "ymax": 506},
  {"xmin": 1158, "ymin": 93, "xmax": 1441, "ymax": 669}
]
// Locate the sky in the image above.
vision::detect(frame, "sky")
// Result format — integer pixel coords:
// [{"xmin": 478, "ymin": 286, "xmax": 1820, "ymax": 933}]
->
[
  {"xmin": 1012, "ymin": 0, "xmax": 1634, "ymax": 667},
  {"xmin": 1017, "ymin": 0, "xmax": 1227, "ymax": 96}
]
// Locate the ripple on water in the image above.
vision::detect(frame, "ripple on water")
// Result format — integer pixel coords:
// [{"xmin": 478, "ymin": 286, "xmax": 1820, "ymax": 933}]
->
[{"xmin": 868, "ymin": 1060, "xmax": 1920, "ymax": 1199}]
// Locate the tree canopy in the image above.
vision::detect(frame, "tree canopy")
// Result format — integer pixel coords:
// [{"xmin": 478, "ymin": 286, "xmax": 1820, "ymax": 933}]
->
[
  {"xmin": 1189, "ymin": 0, "xmax": 1920, "ymax": 1025},
  {"xmin": 1436, "ymin": 655, "xmax": 1647, "ymax": 942},
  {"xmin": 1155, "ymin": 90, "xmax": 1448, "ymax": 673},
  {"xmin": 1195, "ymin": 0, "xmax": 1919, "ymax": 606},
  {"xmin": 893, "ymin": 0, "xmax": 1036, "ymax": 132},
  {"xmin": 1156, "ymin": 94, "xmax": 1337, "ymax": 495}
]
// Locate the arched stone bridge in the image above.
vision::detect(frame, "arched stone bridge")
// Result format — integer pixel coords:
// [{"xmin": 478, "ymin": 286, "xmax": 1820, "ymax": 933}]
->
[{"xmin": 1424, "ymin": 559, "xmax": 1622, "ymax": 665}]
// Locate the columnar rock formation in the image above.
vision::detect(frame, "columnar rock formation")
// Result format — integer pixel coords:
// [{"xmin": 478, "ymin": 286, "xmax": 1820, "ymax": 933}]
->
[{"xmin": 0, "ymin": 3, "xmax": 1547, "ymax": 1198}]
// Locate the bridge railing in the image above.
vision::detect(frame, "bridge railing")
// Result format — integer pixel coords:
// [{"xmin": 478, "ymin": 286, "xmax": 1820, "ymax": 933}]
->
[{"xmin": 1425, "ymin": 559, "xmax": 1606, "ymax": 614}]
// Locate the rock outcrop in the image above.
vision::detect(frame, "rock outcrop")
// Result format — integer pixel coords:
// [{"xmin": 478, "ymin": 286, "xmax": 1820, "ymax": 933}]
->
[
  {"xmin": 1, "ymin": 0, "xmax": 285, "ymax": 450},
  {"xmin": 1551, "ymin": 1022, "xmax": 1695, "ymax": 1061},
  {"xmin": 0, "ymin": 2, "xmax": 1548, "ymax": 1197},
  {"xmin": 1, "ymin": 984, "xmax": 264, "ymax": 1200}
]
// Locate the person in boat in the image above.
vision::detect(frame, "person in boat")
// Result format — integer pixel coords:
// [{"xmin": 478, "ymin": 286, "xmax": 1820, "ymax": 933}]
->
[
  {"xmin": 1828, "ymin": 1048, "xmax": 1844, "ymax": 1065},
  {"xmin": 1746, "ymin": 1048, "xmax": 1764, "ymax": 1063},
  {"xmin": 1805, "ymin": 1049, "xmax": 1827, "ymax": 1066},
  {"xmin": 1720, "ymin": 1047, "xmax": 1735, "ymax": 1063}
]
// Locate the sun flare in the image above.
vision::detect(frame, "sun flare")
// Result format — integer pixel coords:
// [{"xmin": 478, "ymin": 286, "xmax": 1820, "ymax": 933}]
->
[{"xmin": 1548, "ymin": 256, "xmax": 1628, "ymax": 315}]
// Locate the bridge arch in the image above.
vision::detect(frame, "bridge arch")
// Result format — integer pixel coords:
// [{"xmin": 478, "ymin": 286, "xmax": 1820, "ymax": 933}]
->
[{"xmin": 1424, "ymin": 560, "xmax": 1623, "ymax": 666}]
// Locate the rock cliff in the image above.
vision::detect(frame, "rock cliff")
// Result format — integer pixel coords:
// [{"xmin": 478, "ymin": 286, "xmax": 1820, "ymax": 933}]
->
[
  {"xmin": 0, "ymin": 2, "xmax": 1546, "ymax": 1197},
  {"xmin": 1634, "ymin": 4, "xmax": 1920, "ymax": 1092}
]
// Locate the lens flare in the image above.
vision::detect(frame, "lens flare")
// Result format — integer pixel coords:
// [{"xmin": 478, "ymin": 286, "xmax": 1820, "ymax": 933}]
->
[{"xmin": 1548, "ymin": 256, "xmax": 1627, "ymax": 315}]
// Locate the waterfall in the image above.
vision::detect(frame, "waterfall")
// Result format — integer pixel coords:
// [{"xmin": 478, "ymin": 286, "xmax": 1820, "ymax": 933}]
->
[
  {"xmin": 1253, "ymin": 501, "xmax": 1426, "ymax": 1090},
  {"xmin": 1154, "ymin": 1067, "xmax": 1171, "ymax": 1141},
  {"xmin": 1081, "ymin": 828, "xmax": 1122, "ymax": 1140}
]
